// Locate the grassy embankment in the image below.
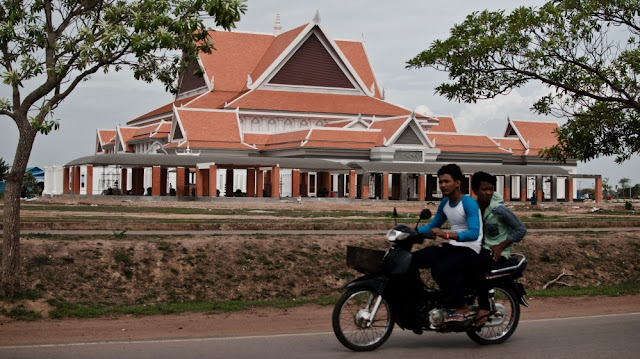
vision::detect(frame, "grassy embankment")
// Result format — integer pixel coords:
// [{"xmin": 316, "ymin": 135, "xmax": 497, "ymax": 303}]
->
[{"xmin": 0, "ymin": 201, "xmax": 638, "ymax": 321}]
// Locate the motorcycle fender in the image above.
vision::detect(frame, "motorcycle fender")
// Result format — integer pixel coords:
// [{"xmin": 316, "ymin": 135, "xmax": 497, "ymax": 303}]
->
[
  {"xmin": 343, "ymin": 276, "xmax": 386, "ymax": 294},
  {"xmin": 513, "ymin": 282, "xmax": 529, "ymax": 307}
]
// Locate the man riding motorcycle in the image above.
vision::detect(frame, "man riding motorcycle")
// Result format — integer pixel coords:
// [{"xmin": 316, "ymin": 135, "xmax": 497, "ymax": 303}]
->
[{"xmin": 412, "ymin": 164, "xmax": 483, "ymax": 325}]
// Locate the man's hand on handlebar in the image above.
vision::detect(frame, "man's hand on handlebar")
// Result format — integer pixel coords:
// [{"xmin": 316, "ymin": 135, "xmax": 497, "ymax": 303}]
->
[{"xmin": 429, "ymin": 228, "xmax": 446, "ymax": 239}]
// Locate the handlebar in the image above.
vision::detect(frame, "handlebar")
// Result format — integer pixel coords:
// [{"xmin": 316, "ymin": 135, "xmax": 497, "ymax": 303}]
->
[{"xmin": 401, "ymin": 232, "xmax": 433, "ymax": 244}]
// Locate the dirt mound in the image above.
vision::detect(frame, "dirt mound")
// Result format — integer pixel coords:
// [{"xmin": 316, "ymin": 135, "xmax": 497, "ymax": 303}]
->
[{"xmin": 4, "ymin": 229, "xmax": 639, "ymax": 318}]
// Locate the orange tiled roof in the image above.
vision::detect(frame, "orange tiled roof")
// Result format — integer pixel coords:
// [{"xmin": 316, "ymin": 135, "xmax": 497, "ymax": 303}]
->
[
  {"xmin": 183, "ymin": 90, "xmax": 245, "ymax": 110},
  {"xmin": 97, "ymin": 129, "xmax": 116, "ymax": 145},
  {"xmin": 117, "ymin": 127, "xmax": 138, "ymax": 152},
  {"xmin": 227, "ymin": 90, "xmax": 413, "ymax": 116},
  {"xmin": 199, "ymin": 30, "xmax": 276, "ymax": 93},
  {"xmin": 175, "ymin": 109, "xmax": 241, "ymax": 143},
  {"xmin": 164, "ymin": 140, "xmax": 255, "ymax": 150},
  {"xmin": 130, "ymin": 122, "xmax": 171, "ymax": 142},
  {"xmin": 427, "ymin": 133, "xmax": 509, "ymax": 154},
  {"xmin": 304, "ymin": 128, "xmax": 382, "ymax": 149},
  {"xmin": 249, "ymin": 24, "xmax": 307, "ymax": 86},
  {"xmin": 510, "ymin": 120, "xmax": 558, "ymax": 155},
  {"xmin": 169, "ymin": 109, "xmax": 258, "ymax": 151},
  {"xmin": 336, "ymin": 40, "xmax": 381, "ymax": 98},
  {"xmin": 253, "ymin": 128, "xmax": 382, "ymax": 151},
  {"xmin": 323, "ymin": 119, "xmax": 352, "ymax": 128},
  {"xmin": 492, "ymin": 137, "xmax": 527, "ymax": 155},
  {"xmin": 369, "ymin": 116, "xmax": 410, "ymax": 141},
  {"xmin": 257, "ymin": 130, "xmax": 309, "ymax": 151},
  {"xmin": 242, "ymin": 133, "xmax": 271, "ymax": 147},
  {"xmin": 427, "ymin": 116, "xmax": 458, "ymax": 133},
  {"xmin": 128, "ymin": 95, "xmax": 200, "ymax": 125}
]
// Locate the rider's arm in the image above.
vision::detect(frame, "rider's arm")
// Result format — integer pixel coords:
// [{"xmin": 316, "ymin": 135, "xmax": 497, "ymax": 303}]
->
[
  {"xmin": 417, "ymin": 199, "xmax": 448, "ymax": 234},
  {"xmin": 494, "ymin": 205, "xmax": 527, "ymax": 243},
  {"xmin": 456, "ymin": 196, "xmax": 481, "ymax": 242}
]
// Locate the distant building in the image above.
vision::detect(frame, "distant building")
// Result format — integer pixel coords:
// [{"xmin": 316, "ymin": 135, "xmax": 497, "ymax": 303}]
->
[{"xmin": 60, "ymin": 12, "xmax": 601, "ymax": 202}]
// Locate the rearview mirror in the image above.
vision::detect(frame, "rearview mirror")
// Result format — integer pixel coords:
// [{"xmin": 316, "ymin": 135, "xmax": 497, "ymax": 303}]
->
[{"xmin": 419, "ymin": 209, "xmax": 432, "ymax": 220}]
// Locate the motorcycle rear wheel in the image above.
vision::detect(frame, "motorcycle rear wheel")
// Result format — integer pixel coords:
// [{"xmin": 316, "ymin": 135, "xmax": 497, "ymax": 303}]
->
[
  {"xmin": 466, "ymin": 285, "xmax": 520, "ymax": 345},
  {"xmin": 332, "ymin": 288, "xmax": 394, "ymax": 351}
]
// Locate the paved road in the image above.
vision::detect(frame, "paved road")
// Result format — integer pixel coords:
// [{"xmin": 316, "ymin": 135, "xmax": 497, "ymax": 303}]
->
[{"xmin": 1, "ymin": 313, "xmax": 638, "ymax": 359}]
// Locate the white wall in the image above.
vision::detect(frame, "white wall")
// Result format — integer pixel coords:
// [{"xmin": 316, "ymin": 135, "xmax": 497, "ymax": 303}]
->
[{"xmin": 43, "ymin": 166, "xmax": 64, "ymax": 196}]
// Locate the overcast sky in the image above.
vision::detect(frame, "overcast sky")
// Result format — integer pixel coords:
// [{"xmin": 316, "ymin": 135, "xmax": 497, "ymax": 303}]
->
[{"xmin": 1, "ymin": 0, "xmax": 638, "ymax": 189}]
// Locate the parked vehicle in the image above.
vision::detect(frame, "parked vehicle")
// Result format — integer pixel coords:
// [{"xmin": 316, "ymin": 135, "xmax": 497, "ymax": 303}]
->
[{"xmin": 332, "ymin": 208, "xmax": 528, "ymax": 351}]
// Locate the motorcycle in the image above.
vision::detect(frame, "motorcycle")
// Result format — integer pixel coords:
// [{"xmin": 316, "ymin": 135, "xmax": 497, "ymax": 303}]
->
[{"xmin": 332, "ymin": 208, "xmax": 528, "ymax": 351}]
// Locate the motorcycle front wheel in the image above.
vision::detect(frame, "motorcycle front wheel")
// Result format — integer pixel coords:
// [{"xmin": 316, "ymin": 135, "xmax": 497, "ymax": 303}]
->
[
  {"xmin": 466, "ymin": 285, "xmax": 520, "ymax": 345},
  {"xmin": 332, "ymin": 288, "xmax": 394, "ymax": 351}
]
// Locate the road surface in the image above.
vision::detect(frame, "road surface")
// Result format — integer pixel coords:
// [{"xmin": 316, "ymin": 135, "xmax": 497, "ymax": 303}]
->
[{"xmin": 1, "ymin": 313, "xmax": 638, "ymax": 359}]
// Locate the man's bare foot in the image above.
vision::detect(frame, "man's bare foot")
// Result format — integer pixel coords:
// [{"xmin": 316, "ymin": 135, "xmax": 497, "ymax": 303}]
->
[
  {"xmin": 473, "ymin": 309, "xmax": 491, "ymax": 327},
  {"xmin": 444, "ymin": 306, "xmax": 471, "ymax": 322}
]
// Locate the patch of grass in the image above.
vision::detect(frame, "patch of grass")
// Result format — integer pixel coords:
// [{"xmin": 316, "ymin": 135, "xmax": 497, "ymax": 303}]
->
[
  {"xmin": 576, "ymin": 239, "xmax": 600, "ymax": 248},
  {"xmin": 46, "ymin": 296, "xmax": 339, "ymax": 319},
  {"xmin": 47, "ymin": 298, "xmax": 110, "ymax": 319},
  {"xmin": 0, "ymin": 290, "xmax": 43, "ymax": 302},
  {"xmin": 112, "ymin": 228, "xmax": 129, "ymax": 238},
  {"xmin": 25, "ymin": 255, "xmax": 52, "ymax": 270},
  {"xmin": 157, "ymin": 241, "xmax": 173, "ymax": 252},
  {"xmin": 528, "ymin": 280, "xmax": 640, "ymax": 297},
  {"xmin": 0, "ymin": 305, "xmax": 42, "ymax": 321},
  {"xmin": 19, "ymin": 203, "xmax": 392, "ymax": 219},
  {"xmin": 28, "ymin": 279, "xmax": 640, "ymax": 320},
  {"xmin": 23, "ymin": 233, "xmax": 64, "ymax": 239},
  {"xmin": 113, "ymin": 249, "xmax": 133, "ymax": 267}
]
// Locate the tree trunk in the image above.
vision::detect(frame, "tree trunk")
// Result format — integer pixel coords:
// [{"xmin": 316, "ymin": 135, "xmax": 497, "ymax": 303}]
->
[{"xmin": 1, "ymin": 124, "xmax": 37, "ymax": 297}]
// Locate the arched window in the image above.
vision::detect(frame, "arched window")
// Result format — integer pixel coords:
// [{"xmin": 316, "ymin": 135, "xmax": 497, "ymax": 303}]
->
[
  {"xmin": 251, "ymin": 118, "xmax": 260, "ymax": 132},
  {"xmin": 284, "ymin": 119, "xmax": 293, "ymax": 131},
  {"xmin": 268, "ymin": 119, "xmax": 277, "ymax": 133}
]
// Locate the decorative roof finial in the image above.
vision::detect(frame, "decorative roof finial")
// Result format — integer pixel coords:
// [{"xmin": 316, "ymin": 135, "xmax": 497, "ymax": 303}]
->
[
  {"xmin": 312, "ymin": 9, "xmax": 321, "ymax": 24},
  {"xmin": 274, "ymin": 12, "xmax": 282, "ymax": 35}
]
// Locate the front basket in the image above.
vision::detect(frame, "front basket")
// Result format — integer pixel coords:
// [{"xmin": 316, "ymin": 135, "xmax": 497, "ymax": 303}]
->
[{"xmin": 346, "ymin": 246, "xmax": 385, "ymax": 274}]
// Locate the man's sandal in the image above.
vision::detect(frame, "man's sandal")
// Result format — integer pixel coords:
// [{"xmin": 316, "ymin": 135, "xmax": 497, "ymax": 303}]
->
[
  {"xmin": 444, "ymin": 313, "xmax": 470, "ymax": 323},
  {"xmin": 472, "ymin": 312, "xmax": 492, "ymax": 327}
]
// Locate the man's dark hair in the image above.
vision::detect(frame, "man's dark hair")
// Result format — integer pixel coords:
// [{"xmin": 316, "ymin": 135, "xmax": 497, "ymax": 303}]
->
[
  {"xmin": 471, "ymin": 171, "xmax": 496, "ymax": 191},
  {"xmin": 437, "ymin": 164, "xmax": 464, "ymax": 182}
]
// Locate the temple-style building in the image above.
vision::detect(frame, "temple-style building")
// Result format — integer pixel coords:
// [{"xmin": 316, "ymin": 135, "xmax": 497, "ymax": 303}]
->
[{"xmin": 48, "ymin": 12, "xmax": 602, "ymax": 203}]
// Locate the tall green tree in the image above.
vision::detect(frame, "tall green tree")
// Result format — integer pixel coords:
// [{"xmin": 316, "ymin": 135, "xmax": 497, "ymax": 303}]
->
[
  {"xmin": 406, "ymin": 0, "xmax": 640, "ymax": 164},
  {"xmin": 21, "ymin": 171, "xmax": 41, "ymax": 197},
  {"xmin": 619, "ymin": 177, "xmax": 630, "ymax": 199},
  {"xmin": 0, "ymin": 157, "xmax": 8, "ymax": 182},
  {"xmin": 0, "ymin": 0, "xmax": 246, "ymax": 296}
]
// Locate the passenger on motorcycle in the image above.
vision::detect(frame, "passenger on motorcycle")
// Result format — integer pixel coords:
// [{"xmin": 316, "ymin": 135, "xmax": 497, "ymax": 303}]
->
[
  {"xmin": 470, "ymin": 171, "xmax": 527, "ymax": 326},
  {"xmin": 412, "ymin": 164, "xmax": 483, "ymax": 324}
]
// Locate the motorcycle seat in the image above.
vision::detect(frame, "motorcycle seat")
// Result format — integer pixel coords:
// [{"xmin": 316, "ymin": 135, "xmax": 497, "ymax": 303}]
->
[{"xmin": 488, "ymin": 253, "xmax": 526, "ymax": 276}]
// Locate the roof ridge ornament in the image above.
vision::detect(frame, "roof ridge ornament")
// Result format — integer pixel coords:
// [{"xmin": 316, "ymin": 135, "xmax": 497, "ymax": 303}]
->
[
  {"xmin": 312, "ymin": 9, "xmax": 321, "ymax": 24},
  {"xmin": 370, "ymin": 82, "xmax": 375, "ymax": 94},
  {"xmin": 274, "ymin": 12, "xmax": 282, "ymax": 35},
  {"xmin": 246, "ymin": 74, "xmax": 253, "ymax": 87}
]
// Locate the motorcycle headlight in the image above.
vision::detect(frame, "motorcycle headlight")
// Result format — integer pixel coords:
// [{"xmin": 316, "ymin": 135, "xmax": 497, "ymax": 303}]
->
[{"xmin": 386, "ymin": 229, "xmax": 410, "ymax": 242}]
